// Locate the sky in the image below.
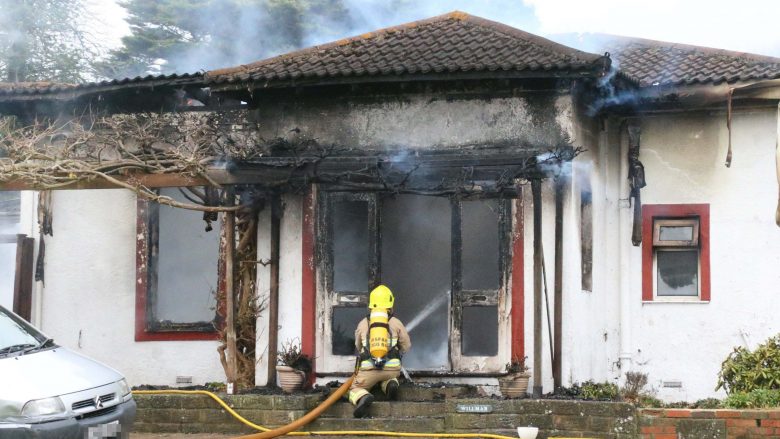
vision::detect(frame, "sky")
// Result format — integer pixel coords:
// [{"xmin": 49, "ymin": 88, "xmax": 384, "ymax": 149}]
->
[{"xmin": 87, "ymin": 0, "xmax": 780, "ymax": 67}]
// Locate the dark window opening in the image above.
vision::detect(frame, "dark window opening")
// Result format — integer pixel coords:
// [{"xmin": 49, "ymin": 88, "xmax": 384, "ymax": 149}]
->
[
  {"xmin": 322, "ymin": 192, "xmax": 509, "ymax": 370},
  {"xmin": 331, "ymin": 307, "xmax": 366, "ymax": 356},
  {"xmin": 461, "ymin": 306, "xmax": 498, "ymax": 356},
  {"xmin": 137, "ymin": 188, "xmax": 221, "ymax": 337}
]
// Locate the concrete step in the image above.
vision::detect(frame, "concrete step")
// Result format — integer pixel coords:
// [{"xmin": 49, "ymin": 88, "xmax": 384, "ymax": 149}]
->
[
  {"xmin": 360, "ymin": 384, "xmax": 478, "ymax": 402},
  {"xmin": 306, "ymin": 416, "xmax": 446, "ymax": 433},
  {"xmin": 321, "ymin": 401, "xmax": 446, "ymax": 418}
]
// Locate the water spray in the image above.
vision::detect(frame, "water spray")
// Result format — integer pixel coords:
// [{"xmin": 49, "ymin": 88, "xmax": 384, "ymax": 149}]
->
[{"xmin": 404, "ymin": 291, "xmax": 449, "ymax": 333}]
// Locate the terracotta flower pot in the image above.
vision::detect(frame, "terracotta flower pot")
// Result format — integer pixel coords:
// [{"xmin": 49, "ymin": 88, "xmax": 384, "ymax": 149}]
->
[
  {"xmin": 499, "ymin": 373, "xmax": 530, "ymax": 398},
  {"xmin": 277, "ymin": 365, "xmax": 306, "ymax": 393}
]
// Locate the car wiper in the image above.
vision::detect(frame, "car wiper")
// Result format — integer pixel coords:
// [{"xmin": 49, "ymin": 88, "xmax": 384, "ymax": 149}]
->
[
  {"xmin": 0, "ymin": 343, "xmax": 36, "ymax": 356},
  {"xmin": 22, "ymin": 338, "xmax": 54, "ymax": 354}
]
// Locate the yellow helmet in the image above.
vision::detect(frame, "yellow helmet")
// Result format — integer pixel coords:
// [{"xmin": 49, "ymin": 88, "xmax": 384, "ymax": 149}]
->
[{"xmin": 369, "ymin": 285, "xmax": 394, "ymax": 309}]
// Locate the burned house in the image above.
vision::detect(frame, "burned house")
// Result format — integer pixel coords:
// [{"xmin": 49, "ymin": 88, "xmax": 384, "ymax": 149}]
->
[{"xmin": 1, "ymin": 12, "xmax": 779, "ymax": 402}]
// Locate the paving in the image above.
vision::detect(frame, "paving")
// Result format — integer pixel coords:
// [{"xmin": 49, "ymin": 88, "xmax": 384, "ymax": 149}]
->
[{"xmin": 132, "ymin": 434, "xmax": 235, "ymax": 438}]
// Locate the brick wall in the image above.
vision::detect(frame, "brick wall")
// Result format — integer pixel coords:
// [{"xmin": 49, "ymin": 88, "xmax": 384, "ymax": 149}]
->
[
  {"xmin": 134, "ymin": 394, "xmax": 780, "ymax": 439},
  {"xmin": 134, "ymin": 394, "xmax": 637, "ymax": 438},
  {"xmin": 640, "ymin": 408, "xmax": 780, "ymax": 439}
]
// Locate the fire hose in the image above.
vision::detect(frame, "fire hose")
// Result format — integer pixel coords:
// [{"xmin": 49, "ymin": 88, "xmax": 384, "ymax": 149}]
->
[{"xmin": 133, "ymin": 374, "xmax": 524, "ymax": 439}]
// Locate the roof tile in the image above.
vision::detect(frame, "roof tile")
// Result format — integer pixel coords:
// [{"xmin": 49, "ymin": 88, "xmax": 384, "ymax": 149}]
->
[
  {"xmin": 602, "ymin": 36, "xmax": 780, "ymax": 86},
  {"xmin": 204, "ymin": 11, "xmax": 604, "ymax": 84}
]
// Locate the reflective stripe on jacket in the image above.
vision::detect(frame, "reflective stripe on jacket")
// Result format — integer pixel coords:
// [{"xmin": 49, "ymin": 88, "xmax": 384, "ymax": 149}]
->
[{"xmin": 355, "ymin": 316, "xmax": 411, "ymax": 370}]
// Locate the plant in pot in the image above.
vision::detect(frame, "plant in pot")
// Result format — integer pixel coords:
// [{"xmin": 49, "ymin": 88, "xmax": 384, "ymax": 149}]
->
[
  {"xmin": 277, "ymin": 338, "xmax": 312, "ymax": 393},
  {"xmin": 499, "ymin": 355, "xmax": 530, "ymax": 398}
]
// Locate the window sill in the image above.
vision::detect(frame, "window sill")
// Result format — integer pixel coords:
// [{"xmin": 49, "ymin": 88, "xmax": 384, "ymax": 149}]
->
[{"xmin": 642, "ymin": 300, "xmax": 710, "ymax": 305}]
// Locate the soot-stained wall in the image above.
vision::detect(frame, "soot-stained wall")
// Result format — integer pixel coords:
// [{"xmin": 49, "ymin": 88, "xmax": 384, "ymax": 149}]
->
[{"xmin": 253, "ymin": 89, "xmax": 576, "ymax": 152}]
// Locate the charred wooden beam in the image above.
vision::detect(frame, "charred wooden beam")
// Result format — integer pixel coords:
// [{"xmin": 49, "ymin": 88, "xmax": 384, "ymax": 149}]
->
[
  {"xmin": 0, "ymin": 173, "xmax": 209, "ymax": 191},
  {"xmin": 267, "ymin": 194, "xmax": 281, "ymax": 386},
  {"xmin": 531, "ymin": 178, "xmax": 543, "ymax": 399},
  {"xmin": 13, "ymin": 234, "xmax": 35, "ymax": 322},
  {"xmin": 223, "ymin": 188, "xmax": 239, "ymax": 388},
  {"xmin": 553, "ymin": 173, "xmax": 565, "ymax": 391},
  {"xmin": 628, "ymin": 122, "xmax": 645, "ymax": 246}
]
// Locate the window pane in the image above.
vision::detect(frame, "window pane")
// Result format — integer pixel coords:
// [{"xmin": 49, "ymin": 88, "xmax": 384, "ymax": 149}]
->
[
  {"xmin": 0, "ymin": 244, "xmax": 15, "ymax": 309},
  {"xmin": 0, "ymin": 191, "xmax": 21, "ymax": 227},
  {"xmin": 657, "ymin": 250, "xmax": 698, "ymax": 296},
  {"xmin": 156, "ymin": 188, "xmax": 220, "ymax": 323},
  {"xmin": 461, "ymin": 199, "xmax": 500, "ymax": 290},
  {"xmin": 333, "ymin": 200, "xmax": 369, "ymax": 293},
  {"xmin": 332, "ymin": 307, "xmax": 366, "ymax": 355},
  {"xmin": 659, "ymin": 226, "xmax": 694, "ymax": 241},
  {"xmin": 462, "ymin": 306, "xmax": 498, "ymax": 356},
  {"xmin": 382, "ymin": 195, "xmax": 451, "ymax": 370}
]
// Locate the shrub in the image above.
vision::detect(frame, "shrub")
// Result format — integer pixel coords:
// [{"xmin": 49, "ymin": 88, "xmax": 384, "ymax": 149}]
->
[
  {"xmin": 692, "ymin": 398, "xmax": 723, "ymax": 409},
  {"xmin": 621, "ymin": 371, "xmax": 649, "ymax": 404},
  {"xmin": 724, "ymin": 389, "xmax": 780, "ymax": 408},
  {"xmin": 638, "ymin": 395, "xmax": 664, "ymax": 408},
  {"xmin": 717, "ymin": 334, "xmax": 780, "ymax": 393},
  {"xmin": 580, "ymin": 381, "xmax": 619, "ymax": 401}
]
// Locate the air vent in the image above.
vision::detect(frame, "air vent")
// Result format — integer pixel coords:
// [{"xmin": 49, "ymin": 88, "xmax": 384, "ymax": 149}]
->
[
  {"xmin": 76, "ymin": 405, "xmax": 118, "ymax": 420},
  {"xmin": 176, "ymin": 375, "xmax": 193, "ymax": 384}
]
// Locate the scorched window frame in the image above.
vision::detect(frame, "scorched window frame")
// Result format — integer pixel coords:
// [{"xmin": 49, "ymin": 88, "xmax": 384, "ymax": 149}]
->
[
  {"xmin": 135, "ymin": 190, "xmax": 222, "ymax": 342},
  {"xmin": 317, "ymin": 189, "xmax": 512, "ymax": 373}
]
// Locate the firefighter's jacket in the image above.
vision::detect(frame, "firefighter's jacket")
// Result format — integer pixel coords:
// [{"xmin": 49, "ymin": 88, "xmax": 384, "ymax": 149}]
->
[{"xmin": 354, "ymin": 316, "xmax": 411, "ymax": 370}]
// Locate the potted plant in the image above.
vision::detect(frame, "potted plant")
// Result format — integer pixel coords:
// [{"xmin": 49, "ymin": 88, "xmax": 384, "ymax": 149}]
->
[
  {"xmin": 277, "ymin": 338, "xmax": 312, "ymax": 393},
  {"xmin": 499, "ymin": 356, "xmax": 530, "ymax": 398}
]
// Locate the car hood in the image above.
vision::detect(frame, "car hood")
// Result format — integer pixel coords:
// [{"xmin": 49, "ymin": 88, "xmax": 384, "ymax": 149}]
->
[{"xmin": 0, "ymin": 347, "xmax": 123, "ymax": 403}]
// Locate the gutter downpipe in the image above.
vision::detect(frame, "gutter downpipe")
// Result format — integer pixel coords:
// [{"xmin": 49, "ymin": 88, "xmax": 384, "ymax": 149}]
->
[{"xmin": 618, "ymin": 120, "xmax": 634, "ymax": 372}]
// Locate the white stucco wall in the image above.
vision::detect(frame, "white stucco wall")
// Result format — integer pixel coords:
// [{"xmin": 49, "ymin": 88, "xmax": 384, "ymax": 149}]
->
[
  {"xmin": 255, "ymin": 207, "xmax": 272, "ymax": 386},
  {"xmin": 622, "ymin": 108, "xmax": 780, "ymax": 402},
  {"xmin": 40, "ymin": 189, "xmax": 224, "ymax": 387},
  {"xmin": 277, "ymin": 194, "xmax": 304, "ymax": 351}
]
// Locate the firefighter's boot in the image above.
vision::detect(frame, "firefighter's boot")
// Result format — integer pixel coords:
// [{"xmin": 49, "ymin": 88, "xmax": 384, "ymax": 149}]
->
[
  {"xmin": 382, "ymin": 378, "xmax": 400, "ymax": 400},
  {"xmin": 353, "ymin": 393, "xmax": 374, "ymax": 418}
]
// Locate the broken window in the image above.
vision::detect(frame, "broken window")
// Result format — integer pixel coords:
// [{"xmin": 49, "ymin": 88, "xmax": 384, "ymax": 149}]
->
[
  {"xmin": 320, "ymin": 192, "xmax": 510, "ymax": 372},
  {"xmin": 454, "ymin": 199, "xmax": 502, "ymax": 359},
  {"xmin": 332, "ymin": 198, "xmax": 370, "ymax": 293},
  {"xmin": 136, "ymin": 188, "xmax": 221, "ymax": 339},
  {"xmin": 382, "ymin": 195, "xmax": 451, "ymax": 370}
]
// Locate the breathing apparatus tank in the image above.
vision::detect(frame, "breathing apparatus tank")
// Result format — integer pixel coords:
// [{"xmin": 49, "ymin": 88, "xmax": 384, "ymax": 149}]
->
[{"xmin": 367, "ymin": 285, "xmax": 395, "ymax": 367}]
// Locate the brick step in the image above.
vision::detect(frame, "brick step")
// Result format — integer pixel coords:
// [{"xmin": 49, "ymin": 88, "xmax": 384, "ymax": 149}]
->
[
  {"xmin": 305, "ymin": 416, "xmax": 446, "ymax": 433},
  {"xmin": 320, "ymin": 401, "xmax": 446, "ymax": 418}
]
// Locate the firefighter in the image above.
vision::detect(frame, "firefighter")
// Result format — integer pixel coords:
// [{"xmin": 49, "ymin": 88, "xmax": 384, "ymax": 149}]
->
[{"xmin": 349, "ymin": 284, "xmax": 411, "ymax": 418}]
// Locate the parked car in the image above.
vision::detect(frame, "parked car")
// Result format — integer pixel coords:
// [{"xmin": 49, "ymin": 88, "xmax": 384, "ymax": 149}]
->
[{"xmin": 0, "ymin": 304, "xmax": 136, "ymax": 438}]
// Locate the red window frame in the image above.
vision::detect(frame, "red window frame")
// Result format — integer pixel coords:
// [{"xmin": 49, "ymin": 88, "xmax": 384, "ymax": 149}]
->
[
  {"xmin": 135, "ymin": 196, "xmax": 223, "ymax": 341},
  {"xmin": 642, "ymin": 204, "xmax": 710, "ymax": 302}
]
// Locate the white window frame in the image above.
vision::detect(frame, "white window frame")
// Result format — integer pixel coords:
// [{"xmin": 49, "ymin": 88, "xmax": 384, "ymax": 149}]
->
[{"xmin": 651, "ymin": 218, "xmax": 702, "ymax": 302}]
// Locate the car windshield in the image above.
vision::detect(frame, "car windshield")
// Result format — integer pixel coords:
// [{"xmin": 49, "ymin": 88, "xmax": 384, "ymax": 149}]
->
[{"xmin": 0, "ymin": 305, "xmax": 46, "ymax": 356}]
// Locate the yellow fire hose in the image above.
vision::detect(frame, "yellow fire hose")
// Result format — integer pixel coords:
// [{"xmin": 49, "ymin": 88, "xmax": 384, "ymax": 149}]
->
[{"xmin": 133, "ymin": 374, "xmax": 523, "ymax": 439}]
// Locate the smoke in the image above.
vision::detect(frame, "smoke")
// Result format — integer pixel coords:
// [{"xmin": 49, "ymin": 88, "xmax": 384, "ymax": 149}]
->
[{"xmin": 115, "ymin": 0, "xmax": 540, "ymax": 77}]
